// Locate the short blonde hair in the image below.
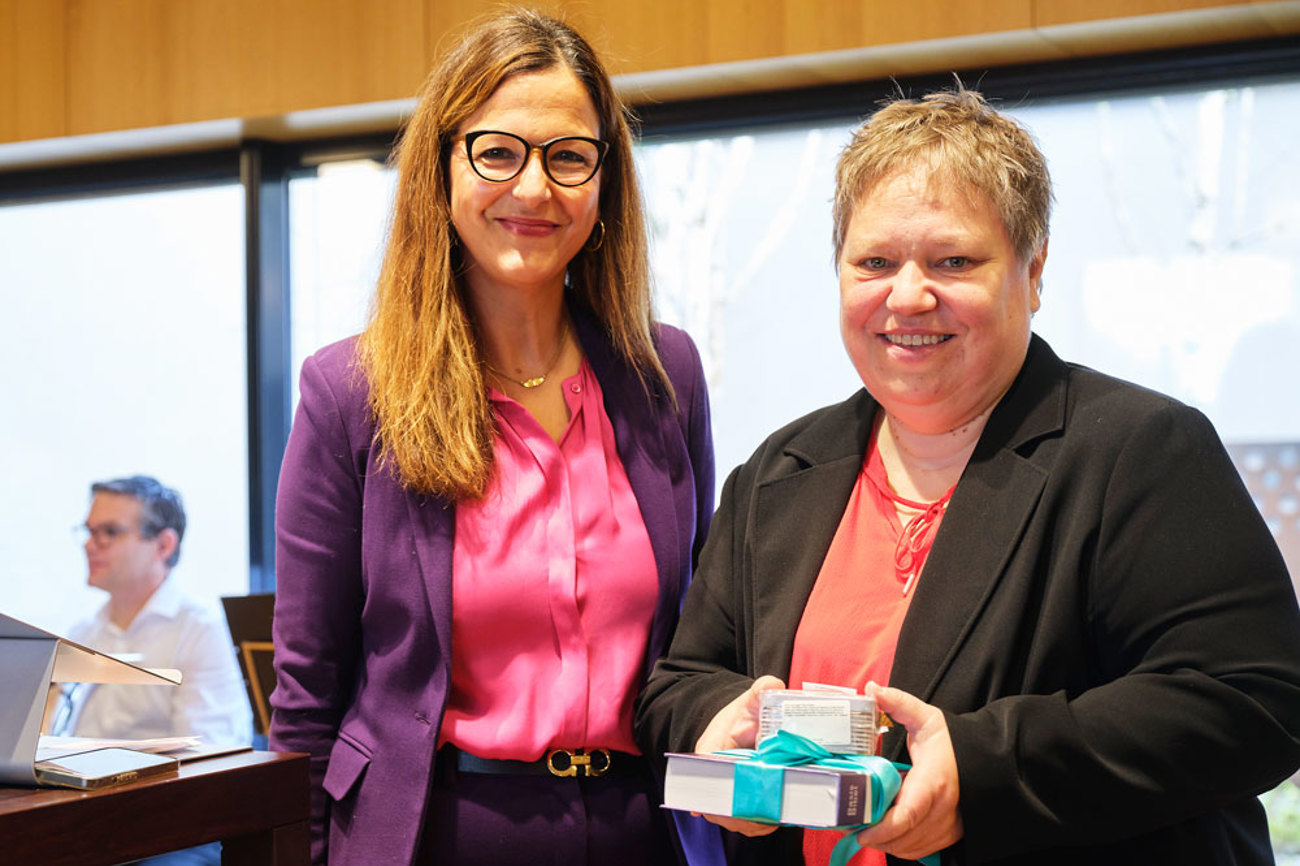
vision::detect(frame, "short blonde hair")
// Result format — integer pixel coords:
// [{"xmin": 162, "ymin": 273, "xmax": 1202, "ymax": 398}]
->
[{"xmin": 833, "ymin": 87, "xmax": 1053, "ymax": 263}]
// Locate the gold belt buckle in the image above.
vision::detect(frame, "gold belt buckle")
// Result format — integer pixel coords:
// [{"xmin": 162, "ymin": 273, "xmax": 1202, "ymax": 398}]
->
[{"xmin": 546, "ymin": 747, "xmax": 611, "ymax": 778}]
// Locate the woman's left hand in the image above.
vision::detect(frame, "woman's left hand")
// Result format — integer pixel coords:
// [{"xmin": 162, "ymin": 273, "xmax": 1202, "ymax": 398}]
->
[{"xmin": 853, "ymin": 684, "xmax": 964, "ymax": 861}]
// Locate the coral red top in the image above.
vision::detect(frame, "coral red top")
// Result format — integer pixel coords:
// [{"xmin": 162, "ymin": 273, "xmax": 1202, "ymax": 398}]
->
[{"xmin": 789, "ymin": 432, "xmax": 953, "ymax": 866}]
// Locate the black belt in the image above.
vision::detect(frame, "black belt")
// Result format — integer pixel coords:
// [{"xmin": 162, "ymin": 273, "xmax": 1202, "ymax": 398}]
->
[{"xmin": 442, "ymin": 745, "xmax": 645, "ymax": 779}]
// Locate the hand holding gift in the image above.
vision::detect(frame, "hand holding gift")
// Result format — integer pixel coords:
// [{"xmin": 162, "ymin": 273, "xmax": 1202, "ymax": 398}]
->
[
  {"xmin": 840, "ymin": 685, "xmax": 959, "ymax": 865},
  {"xmin": 691, "ymin": 675, "xmax": 787, "ymax": 837}
]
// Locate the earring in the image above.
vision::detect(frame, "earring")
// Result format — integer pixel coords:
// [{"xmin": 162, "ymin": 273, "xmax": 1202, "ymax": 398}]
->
[{"xmin": 584, "ymin": 219, "xmax": 605, "ymax": 252}]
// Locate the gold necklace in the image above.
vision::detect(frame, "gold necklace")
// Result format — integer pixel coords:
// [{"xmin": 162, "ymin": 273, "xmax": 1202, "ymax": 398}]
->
[{"xmin": 483, "ymin": 320, "xmax": 570, "ymax": 389}]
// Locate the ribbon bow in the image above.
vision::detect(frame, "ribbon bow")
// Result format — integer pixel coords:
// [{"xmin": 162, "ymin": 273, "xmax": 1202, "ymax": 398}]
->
[{"xmin": 724, "ymin": 730, "xmax": 939, "ymax": 866}]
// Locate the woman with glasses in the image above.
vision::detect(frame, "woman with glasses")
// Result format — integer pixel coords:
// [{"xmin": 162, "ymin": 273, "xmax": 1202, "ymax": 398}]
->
[{"xmin": 269, "ymin": 10, "xmax": 714, "ymax": 866}]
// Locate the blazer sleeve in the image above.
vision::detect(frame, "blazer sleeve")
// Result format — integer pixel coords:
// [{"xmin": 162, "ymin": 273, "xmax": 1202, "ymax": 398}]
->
[
  {"xmin": 268, "ymin": 347, "xmax": 369, "ymax": 866},
  {"xmin": 948, "ymin": 402, "xmax": 1300, "ymax": 863},
  {"xmin": 659, "ymin": 324, "xmax": 717, "ymax": 567},
  {"xmin": 636, "ymin": 455, "xmax": 766, "ymax": 758}
]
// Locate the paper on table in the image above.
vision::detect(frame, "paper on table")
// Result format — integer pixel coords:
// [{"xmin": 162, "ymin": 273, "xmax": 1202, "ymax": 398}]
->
[
  {"xmin": 36, "ymin": 735, "xmax": 201, "ymax": 761},
  {"xmin": 168, "ymin": 742, "xmax": 254, "ymax": 763}
]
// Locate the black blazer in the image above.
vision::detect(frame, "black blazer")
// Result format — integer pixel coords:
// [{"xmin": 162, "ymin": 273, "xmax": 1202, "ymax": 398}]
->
[{"xmin": 636, "ymin": 336, "xmax": 1300, "ymax": 866}]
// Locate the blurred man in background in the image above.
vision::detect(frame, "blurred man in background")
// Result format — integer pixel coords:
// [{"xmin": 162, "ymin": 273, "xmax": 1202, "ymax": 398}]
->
[{"xmin": 55, "ymin": 475, "xmax": 251, "ymax": 866}]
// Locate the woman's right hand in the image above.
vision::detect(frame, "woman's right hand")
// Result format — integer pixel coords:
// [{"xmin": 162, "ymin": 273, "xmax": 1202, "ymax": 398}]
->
[{"xmin": 692, "ymin": 674, "xmax": 786, "ymax": 837}]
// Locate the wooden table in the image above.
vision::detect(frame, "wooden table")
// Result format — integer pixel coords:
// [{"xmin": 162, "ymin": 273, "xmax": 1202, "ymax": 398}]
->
[{"xmin": 0, "ymin": 750, "xmax": 309, "ymax": 866}]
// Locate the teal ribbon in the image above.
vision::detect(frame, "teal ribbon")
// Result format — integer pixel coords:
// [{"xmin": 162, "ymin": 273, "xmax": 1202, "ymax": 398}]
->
[
  {"xmin": 830, "ymin": 828, "xmax": 940, "ymax": 866},
  {"xmin": 723, "ymin": 730, "xmax": 939, "ymax": 866}
]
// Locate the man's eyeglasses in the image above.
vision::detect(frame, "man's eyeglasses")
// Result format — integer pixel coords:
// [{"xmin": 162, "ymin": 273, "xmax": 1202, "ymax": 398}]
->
[
  {"xmin": 460, "ymin": 130, "xmax": 609, "ymax": 187},
  {"xmin": 73, "ymin": 523, "xmax": 138, "ymax": 546}
]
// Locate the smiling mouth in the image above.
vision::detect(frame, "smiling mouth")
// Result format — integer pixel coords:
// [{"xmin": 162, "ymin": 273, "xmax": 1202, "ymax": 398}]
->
[
  {"xmin": 499, "ymin": 217, "xmax": 558, "ymax": 228},
  {"xmin": 883, "ymin": 333, "xmax": 952, "ymax": 347}
]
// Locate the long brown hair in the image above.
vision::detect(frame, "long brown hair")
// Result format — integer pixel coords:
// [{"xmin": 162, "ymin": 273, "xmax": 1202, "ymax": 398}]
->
[{"xmin": 358, "ymin": 9, "xmax": 668, "ymax": 501}]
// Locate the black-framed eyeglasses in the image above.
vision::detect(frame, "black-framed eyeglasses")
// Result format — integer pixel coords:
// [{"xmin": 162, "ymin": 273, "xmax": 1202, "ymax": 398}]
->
[
  {"xmin": 73, "ymin": 523, "xmax": 139, "ymax": 546},
  {"xmin": 460, "ymin": 130, "xmax": 609, "ymax": 187}
]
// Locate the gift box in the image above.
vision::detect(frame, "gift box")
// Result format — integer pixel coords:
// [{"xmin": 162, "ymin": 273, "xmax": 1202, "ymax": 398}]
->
[
  {"xmin": 758, "ymin": 688, "xmax": 880, "ymax": 755},
  {"xmin": 662, "ymin": 730, "xmax": 899, "ymax": 829}
]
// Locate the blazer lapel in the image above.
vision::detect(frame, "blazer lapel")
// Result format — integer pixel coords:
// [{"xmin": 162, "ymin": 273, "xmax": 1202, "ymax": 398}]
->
[
  {"xmin": 750, "ymin": 391, "xmax": 877, "ymax": 678},
  {"xmin": 573, "ymin": 312, "xmax": 681, "ymax": 676},
  {"xmin": 887, "ymin": 336, "xmax": 1068, "ymax": 755},
  {"xmin": 406, "ymin": 492, "xmax": 456, "ymax": 685}
]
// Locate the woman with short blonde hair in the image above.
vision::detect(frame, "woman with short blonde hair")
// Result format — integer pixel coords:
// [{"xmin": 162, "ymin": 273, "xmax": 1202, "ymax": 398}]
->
[{"xmin": 638, "ymin": 88, "xmax": 1300, "ymax": 866}]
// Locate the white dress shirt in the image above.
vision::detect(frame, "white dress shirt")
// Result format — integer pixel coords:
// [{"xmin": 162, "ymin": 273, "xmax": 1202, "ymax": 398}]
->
[{"xmin": 62, "ymin": 578, "xmax": 252, "ymax": 747}]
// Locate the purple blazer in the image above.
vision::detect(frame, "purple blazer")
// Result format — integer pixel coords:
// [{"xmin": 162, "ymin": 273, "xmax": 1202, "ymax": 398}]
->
[{"xmin": 269, "ymin": 312, "xmax": 715, "ymax": 866}]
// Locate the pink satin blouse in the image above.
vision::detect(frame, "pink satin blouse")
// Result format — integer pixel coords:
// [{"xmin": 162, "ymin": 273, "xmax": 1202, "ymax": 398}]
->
[{"xmin": 440, "ymin": 359, "xmax": 659, "ymax": 758}]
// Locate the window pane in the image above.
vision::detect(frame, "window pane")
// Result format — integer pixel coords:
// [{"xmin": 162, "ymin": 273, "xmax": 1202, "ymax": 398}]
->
[
  {"xmin": 289, "ymin": 159, "xmax": 396, "ymax": 408},
  {"xmin": 1012, "ymin": 82, "xmax": 1300, "ymax": 441},
  {"xmin": 638, "ymin": 125, "xmax": 863, "ymax": 481},
  {"xmin": 0, "ymin": 185, "xmax": 248, "ymax": 634},
  {"xmin": 1008, "ymin": 82, "xmax": 1300, "ymax": 603}
]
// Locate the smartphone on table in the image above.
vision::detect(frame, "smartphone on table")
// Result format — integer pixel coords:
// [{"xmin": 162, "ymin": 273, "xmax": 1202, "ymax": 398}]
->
[{"xmin": 34, "ymin": 747, "xmax": 179, "ymax": 790}]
